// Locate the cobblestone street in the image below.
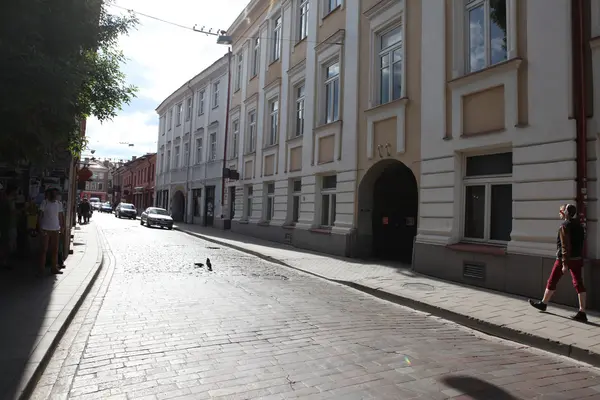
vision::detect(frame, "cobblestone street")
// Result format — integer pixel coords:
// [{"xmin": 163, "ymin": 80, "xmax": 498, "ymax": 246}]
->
[{"xmin": 31, "ymin": 214, "xmax": 600, "ymax": 399}]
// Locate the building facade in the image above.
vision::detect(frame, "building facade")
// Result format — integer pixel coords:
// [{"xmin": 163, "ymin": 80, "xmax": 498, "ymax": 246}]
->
[
  {"xmin": 79, "ymin": 159, "xmax": 109, "ymax": 201},
  {"xmin": 413, "ymin": 0, "xmax": 600, "ymax": 308},
  {"xmin": 155, "ymin": 55, "xmax": 230, "ymax": 226},
  {"xmin": 116, "ymin": 154, "xmax": 156, "ymax": 212}
]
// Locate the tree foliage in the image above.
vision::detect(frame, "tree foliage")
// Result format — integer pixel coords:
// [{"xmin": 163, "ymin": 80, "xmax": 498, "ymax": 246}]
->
[{"xmin": 0, "ymin": 0, "xmax": 138, "ymax": 165}]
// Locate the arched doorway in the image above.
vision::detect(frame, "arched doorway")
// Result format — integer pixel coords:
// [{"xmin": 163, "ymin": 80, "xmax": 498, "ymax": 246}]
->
[
  {"xmin": 172, "ymin": 191, "xmax": 185, "ymax": 222},
  {"xmin": 357, "ymin": 160, "xmax": 418, "ymax": 264}
]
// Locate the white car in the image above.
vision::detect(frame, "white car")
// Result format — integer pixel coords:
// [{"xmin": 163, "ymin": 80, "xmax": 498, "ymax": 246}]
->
[{"xmin": 140, "ymin": 207, "xmax": 173, "ymax": 230}]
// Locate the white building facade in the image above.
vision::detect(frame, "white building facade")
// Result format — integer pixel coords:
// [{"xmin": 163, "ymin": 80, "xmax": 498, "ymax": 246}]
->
[{"xmin": 155, "ymin": 55, "xmax": 230, "ymax": 227}]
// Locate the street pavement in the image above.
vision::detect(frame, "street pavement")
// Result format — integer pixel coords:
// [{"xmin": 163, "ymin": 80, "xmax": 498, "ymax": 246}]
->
[{"xmin": 31, "ymin": 213, "xmax": 600, "ymax": 399}]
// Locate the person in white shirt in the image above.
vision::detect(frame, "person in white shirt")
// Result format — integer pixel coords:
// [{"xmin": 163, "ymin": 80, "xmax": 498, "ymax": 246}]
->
[{"xmin": 38, "ymin": 188, "xmax": 64, "ymax": 275}]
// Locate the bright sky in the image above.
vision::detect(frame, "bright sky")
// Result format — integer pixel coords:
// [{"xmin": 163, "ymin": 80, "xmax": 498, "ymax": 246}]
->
[{"xmin": 85, "ymin": 0, "xmax": 249, "ymax": 162}]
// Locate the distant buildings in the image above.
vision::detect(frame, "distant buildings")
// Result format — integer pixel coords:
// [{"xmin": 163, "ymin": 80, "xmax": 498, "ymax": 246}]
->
[{"xmin": 112, "ymin": 154, "xmax": 156, "ymax": 212}]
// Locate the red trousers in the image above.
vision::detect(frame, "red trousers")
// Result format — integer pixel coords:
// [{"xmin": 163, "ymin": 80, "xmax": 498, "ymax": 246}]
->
[{"xmin": 546, "ymin": 259, "xmax": 586, "ymax": 293}]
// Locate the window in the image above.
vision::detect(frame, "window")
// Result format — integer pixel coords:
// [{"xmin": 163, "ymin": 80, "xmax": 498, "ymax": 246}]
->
[
  {"xmin": 235, "ymin": 53, "xmax": 243, "ymax": 91},
  {"xmin": 268, "ymin": 98, "xmax": 279, "ymax": 145},
  {"xmin": 168, "ymin": 109, "xmax": 173, "ymax": 130},
  {"xmin": 245, "ymin": 185, "xmax": 253, "ymax": 219},
  {"xmin": 379, "ymin": 26, "xmax": 402, "ymax": 104},
  {"xmin": 195, "ymin": 137, "xmax": 203, "ymax": 164},
  {"xmin": 321, "ymin": 175, "xmax": 337, "ymax": 227},
  {"xmin": 324, "ymin": 62, "xmax": 340, "ymax": 124},
  {"xmin": 183, "ymin": 142, "xmax": 189, "ymax": 166},
  {"xmin": 166, "ymin": 150, "xmax": 171, "ymax": 170},
  {"xmin": 98, "ymin": 183, "xmax": 103, "ymax": 191},
  {"xmin": 198, "ymin": 90, "xmax": 205, "ymax": 115},
  {"xmin": 463, "ymin": 152, "xmax": 512, "ymax": 242},
  {"xmin": 160, "ymin": 152, "xmax": 164, "ymax": 173},
  {"xmin": 193, "ymin": 189, "xmax": 202, "ymax": 217},
  {"xmin": 212, "ymin": 82, "xmax": 220, "ymax": 108},
  {"xmin": 247, "ymin": 110, "xmax": 256, "ymax": 152},
  {"xmin": 232, "ymin": 119, "xmax": 239, "ymax": 158},
  {"xmin": 160, "ymin": 116, "xmax": 166, "ymax": 135},
  {"xmin": 186, "ymin": 98, "xmax": 192, "ymax": 121},
  {"xmin": 265, "ymin": 182, "xmax": 275, "ymax": 221},
  {"xmin": 295, "ymin": 84, "xmax": 305, "ymax": 137},
  {"xmin": 325, "ymin": 0, "xmax": 341, "ymax": 14},
  {"xmin": 176, "ymin": 103, "xmax": 183, "ymax": 126},
  {"xmin": 298, "ymin": 0, "xmax": 309, "ymax": 41},
  {"xmin": 209, "ymin": 132, "xmax": 217, "ymax": 161},
  {"xmin": 174, "ymin": 146, "xmax": 180, "ymax": 169},
  {"xmin": 252, "ymin": 38, "xmax": 260, "ymax": 77},
  {"xmin": 291, "ymin": 179, "xmax": 301, "ymax": 223},
  {"xmin": 466, "ymin": 0, "xmax": 507, "ymax": 73},
  {"xmin": 272, "ymin": 16, "xmax": 282, "ymax": 62}
]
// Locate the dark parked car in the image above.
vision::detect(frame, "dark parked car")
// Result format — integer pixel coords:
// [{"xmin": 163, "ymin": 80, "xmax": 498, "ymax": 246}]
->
[
  {"xmin": 140, "ymin": 207, "xmax": 173, "ymax": 230},
  {"xmin": 115, "ymin": 203, "xmax": 137, "ymax": 219},
  {"xmin": 100, "ymin": 202, "xmax": 112, "ymax": 213}
]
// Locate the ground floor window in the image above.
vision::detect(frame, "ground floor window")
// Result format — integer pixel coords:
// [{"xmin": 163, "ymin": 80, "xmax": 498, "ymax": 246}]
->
[
  {"xmin": 463, "ymin": 152, "xmax": 513, "ymax": 243},
  {"xmin": 265, "ymin": 182, "xmax": 275, "ymax": 221},
  {"xmin": 192, "ymin": 189, "xmax": 202, "ymax": 217},
  {"xmin": 321, "ymin": 175, "xmax": 337, "ymax": 227},
  {"xmin": 245, "ymin": 185, "xmax": 253, "ymax": 219},
  {"xmin": 291, "ymin": 179, "xmax": 301, "ymax": 223}
]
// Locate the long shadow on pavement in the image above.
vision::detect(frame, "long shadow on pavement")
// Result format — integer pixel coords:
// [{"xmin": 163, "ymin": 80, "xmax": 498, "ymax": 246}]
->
[{"xmin": 440, "ymin": 375, "xmax": 522, "ymax": 400}]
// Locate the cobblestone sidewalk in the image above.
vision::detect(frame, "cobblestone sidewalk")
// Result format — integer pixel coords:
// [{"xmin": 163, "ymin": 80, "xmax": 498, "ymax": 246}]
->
[
  {"xmin": 175, "ymin": 223, "xmax": 600, "ymax": 367},
  {"xmin": 0, "ymin": 223, "xmax": 104, "ymax": 400}
]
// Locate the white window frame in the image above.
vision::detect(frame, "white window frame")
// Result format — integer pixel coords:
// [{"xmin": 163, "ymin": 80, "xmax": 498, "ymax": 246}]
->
[
  {"xmin": 294, "ymin": 83, "xmax": 305, "ymax": 137},
  {"xmin": 324, "ymin": 0, "xmax": 341, "ymax": 16},
  {"xmin": 160, "ymin": 152, "xmax": 164, "ymax": 173},
  {"xmin": 232, "ymin": 119, "xmax": 239, "ymax": 158},
  {"xmin": 320, "ymin": 175, "xmax": 337, "ymax": 227},
  {"xmin": 245, "ymin": 185, "xmax": 253, "ymax": 219},
  {"xmin": 235, "ymin": 53, "xmax": 243, "ymax": 91},
  {"xmin": 323, "ymin": 60, "xmax": 340, "ymax": 124},
  {"xmin": 461, "ymin": 153, "xmax": 512, "ymax": 244},
  {"xmin": 247, "ymin": 110, "xmax": 256, "ymax": 153},
  {"xmin": 198, "ymin": 90, "xmax": 205, "ymax": 115},
  {"xmin": 176, "ymin": 103, "xmax": 183, "ymax": 126},
  {"xmin": 252, "ymin": 37, "xmax": 260, "ymax": 77},
  {"xmin": 378, "ymin": 24, "xmax": 403, "ymax": 105},
  {"xmin": 185, "ymin": 98, "xmax": 192, "ymax": 121},
  {"xmin": 291, "ymin": 179, "xmax": 301, "ymax": 223},
  {"xmin": 174, "ymin": 145, "xmax": 180, "ymax": 169},
  {"xmin": 168, "ymin": 109, "xmax": 173, "ymax": 130},
  {"xmin": 183, "ymin": 142, "xmax": 189, "ymax": 166},
  {"xmin": 265, "ymin": 182, "xmax": 275, "ymax": 221},
  {"xmin": 463, "ymin": 0, "xmax": 509, "ymax": 74},
  {"xmin": 212, "ymin": 82, "xmax": 220, "ymax": 109},
  {"xmin": 166, "ymin": 149, "xmax": 171, "ymax": 170},
  {"xmin": 195, "ymin": 137, "xmax": 203, "ymax": 164},
  {"xmin": 298, "ymin": 0, "xmax": 309, "ymax": 41},
  {"xmin": 267, "ymin": 98, "xmax": 279, "ymax": 146},
  {"xmin": 209, "ymin": 132, "xmax": 217, "ymax": 161},
  {"xmin": 272, "ymin": 16, "xmax": 282, "ymax": 62}
]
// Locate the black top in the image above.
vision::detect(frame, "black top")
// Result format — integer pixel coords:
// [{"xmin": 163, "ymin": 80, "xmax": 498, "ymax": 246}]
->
[{"xmin": 556, "ymin": 219, "xmax": 585, "ymax": 260}]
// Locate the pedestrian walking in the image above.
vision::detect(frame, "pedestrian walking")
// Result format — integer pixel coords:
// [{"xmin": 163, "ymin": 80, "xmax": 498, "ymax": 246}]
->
[
  {"xmin": 529, "ymin": 204, "xmax": 587, "ymax": 322},
  {"xmin": 37, "ymin": 188, "xmax": 64, "ymax": 275}
]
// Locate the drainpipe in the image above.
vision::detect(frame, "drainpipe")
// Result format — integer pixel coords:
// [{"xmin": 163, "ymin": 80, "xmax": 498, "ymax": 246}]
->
[
  {"xmin": 221, "ymin": 48, "xmax": 233, "ymax": 222},
  {"xmin": 185, "ymin": 80, "xmax": 194, "ymax": 224},
  {"xmin": 573, "ymin": 0, "xmax": 588, "ymax": 257}
]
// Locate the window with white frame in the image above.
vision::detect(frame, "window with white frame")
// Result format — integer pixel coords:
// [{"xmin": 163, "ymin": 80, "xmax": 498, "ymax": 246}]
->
[
  {"xmin": 183, "ymin": 142, "xmax": 189, "ymax": 166},
  {"xmin": 465, "ymin": 0, "xmax": 507, "ymax": 73},
  {"xmin": 245, "ymin": 185, "xmax": 253, "ymax": 219},
  {"xmin": 321, "ymin": 175, "xmax": 337, "ymax": 227},
  {"xmin": 186, "ymin": 98, "xmax": 192, "ymax": 121},
  {"xmin": 294, "ymin": 84, "xmax": 305, "ymax": 137},
  {"xmin": 265, "ymin": 182, "xmax": 275, "ymax": 221},
  {"xmin": 291, "ymin": 179, "xmax": 301, "ymax": 223},
  {"xmin": 198, "ymin": 90, "xmax": 205, "ymax": 115},
  {"xmin": 235, "ymin": 53, "xmax": 243, "ymax": 91},
  {"xmin": 174, "ymin": 145, "xmax": 180, "ymax": 168},
  {"xmin": 160, "ymin": 152, "xmax": 164, "ymax": 173},
  {"xmin": 324, "ymin": 61, "xmax": 340, "ymax": 124},
  {"xmin": 176, "ymin": 103, "xmax": 183, "ymax": 126},
  {"xmin": 247, "ymin": 110, "xmax": 256, "ymax": 152},
  {"xmin": 166, "ymin": 149, "xmax": 171, "ymax": 170},
  {"xmin": 272, "ymin": 16, "xmax": 282, "ymax": 62},
  {"xmin": 168, "ymin": 109, "xmax": 173, "ymax": 130},
  {"xmin": 463, "ymin": 152, "xmax": 512, "ymax": 242},
  {"xmin": 325, "ymin": 0, "xmax": 341, "ymax": 15},
  {"xmin": 298, "ymin": 0, "xmax": 309, "ymax": 41},
  {"xmin": 195, "ymin": 137, "xmax": 203, "ymax": 164},
  {"xmin": 252, "ymin": 38, "xmax": 260, "ymax": 77},
  {"xmin": 212, "ymin": 82, "xmax": 220, "ymax": 108},
  {"xmin": 379, "ymin": 25, "xmax": 402, "ymax": 104},
  {"xmin": 232, "ymin": 119, "xmax": 239, "ymax": 158},
  {"xmin": 209, "ymin": 132, "xmax": 217, "ymax": 161},
  {"xmin": 160, "ymin": 115, "xmax": 166, "ymax": 135},
  {"xmin": 267, "ymin": 98, "xmax": 279, "ymax": 146}
]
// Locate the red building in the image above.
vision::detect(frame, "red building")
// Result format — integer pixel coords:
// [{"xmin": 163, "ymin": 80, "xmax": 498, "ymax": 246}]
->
[{"xmin": 116, "ymin": 153, "xmax": 156, "ymax": 213}]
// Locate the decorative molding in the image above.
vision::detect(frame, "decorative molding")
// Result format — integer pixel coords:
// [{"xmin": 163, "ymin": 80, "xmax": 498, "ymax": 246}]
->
[
  {"xmin": 366, "ymin": 98, "xmax": 408, "ymax": 159},
  {"xmin": 287, "ymin": 59, "xmax": 307, "ymax": 76},
  {"xmin": 364, "ymin": 0, "xmax": 401, "ymax": 20},
  {"xmin": 263, "ymin": 77, "xmax": 282, "ymax": 92},
  {"xmin": 315, "ymin": 29, "xmax": 345, "ymax": 54},
  {"xmin": 230, "ymin": 105, "xmax": 242, "ymax": 116},
  {"xmin": 244, "ymin": 93, "xmax": 259, "ymax": 105}
]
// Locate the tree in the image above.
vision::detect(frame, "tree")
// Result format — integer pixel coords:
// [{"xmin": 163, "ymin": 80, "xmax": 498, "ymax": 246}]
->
[{"xmin": 0, "ymin": 0, "xmax": 138, "ymax": 165}]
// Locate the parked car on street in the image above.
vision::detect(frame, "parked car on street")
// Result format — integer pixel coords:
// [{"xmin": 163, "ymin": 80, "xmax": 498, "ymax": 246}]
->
[
  {"xmin": 140, "ymin": 207, "xmax": 173, "ymax": 230},
  {"xmin": 89, "ymin": 197, "xmax": 101, "ymax": 210},
  {"xmin": 100, "ymin": 202, "xmax": 112, "ymax": 213},
  {"xmin": 114, "ymin": 203, "xmax": 137, "ymax": 219}
]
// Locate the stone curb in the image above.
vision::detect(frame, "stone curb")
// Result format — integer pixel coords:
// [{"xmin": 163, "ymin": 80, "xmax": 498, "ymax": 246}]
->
[
  {"xmin": 175, "ymin": 226, "xmax": 600, "ymax": 368},
  {"xmin": 17, "ymin": 226, "xmax": 106, "ymax": 400}
]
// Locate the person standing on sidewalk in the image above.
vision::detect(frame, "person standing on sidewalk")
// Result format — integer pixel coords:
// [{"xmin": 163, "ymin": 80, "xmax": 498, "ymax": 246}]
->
[
  {"xmin": 529, "ymin": 204, "xmax": 587, "ymax": 322},
  {"xmin": 37, "ymin": 188, "xmax": 64, "ymax": 275}
]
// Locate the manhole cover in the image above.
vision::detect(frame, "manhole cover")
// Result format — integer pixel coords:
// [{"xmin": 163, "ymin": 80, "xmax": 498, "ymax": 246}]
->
[{"xmin": 402, "ymin": 283, "xmax": 435, "ymax": 291}]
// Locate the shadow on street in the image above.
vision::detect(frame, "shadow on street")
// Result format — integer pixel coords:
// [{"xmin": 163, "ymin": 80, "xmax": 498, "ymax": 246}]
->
[{"xmin": 440, "ymin": 375, "xmax": 522, "ymax": 400}]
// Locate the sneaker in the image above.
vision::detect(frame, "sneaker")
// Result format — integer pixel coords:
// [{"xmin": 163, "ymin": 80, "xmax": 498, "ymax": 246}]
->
[
  {"xmin": 572, "ymin": 311, "xmax": 588, "ymax": 323},
  {"xmin": 529, "ymin": 299, "xmax": 547, "ymax": 312}
]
